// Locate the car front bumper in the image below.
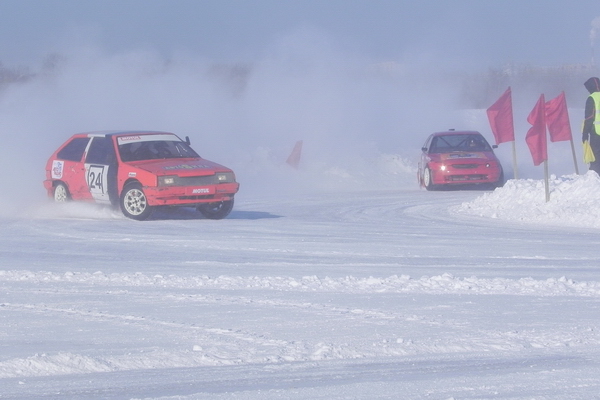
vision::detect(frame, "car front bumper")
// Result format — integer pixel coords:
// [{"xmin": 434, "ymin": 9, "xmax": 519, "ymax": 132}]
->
[
  {"xmin": 143, "ymin": 182, "xmax": 240, "ymax": 206},
  {"xmin": 429, "ymin": 165, "xmax": 501, "ymax": 185}
]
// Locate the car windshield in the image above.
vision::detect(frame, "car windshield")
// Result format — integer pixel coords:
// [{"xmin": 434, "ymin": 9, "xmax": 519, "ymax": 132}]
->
[
  {"xmin": 429, "ymin": 134, "xmax": 491, "ymax": 153},
  {"xmin": 119, "ymin": 140, "xmax": 200, "ymax": 162}
]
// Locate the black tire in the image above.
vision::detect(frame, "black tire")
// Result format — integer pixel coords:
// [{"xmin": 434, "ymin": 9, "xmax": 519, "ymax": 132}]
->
[
  {"xmin": 53, "ymin": 182, "xmax": 71, "ymax": 202},
  {"xmin": 120, "ymin": 182, "xmax": 153, "ymax": 220},
  {"xmin": 423, "ymin": 167, "xmax": 437, "ymax": 191},
  {"xmin": 197, "ymin": 199, "xmax": 234, "ymax": 220}
]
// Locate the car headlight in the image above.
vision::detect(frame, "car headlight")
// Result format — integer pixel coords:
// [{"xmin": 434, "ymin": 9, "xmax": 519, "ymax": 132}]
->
[
  {"xmin": 158, "ymin": 176, "xmax": 178, "ymax": 186},
  {"xmin": 216, "ymin": 172, "xmax": 235, "ymax": 183}
]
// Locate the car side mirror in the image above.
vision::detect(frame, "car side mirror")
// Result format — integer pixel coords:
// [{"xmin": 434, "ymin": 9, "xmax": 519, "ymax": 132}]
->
[
  {"xmin": 492, "ymin": 144, "xmax": 498, "ymax": 149},
  {"xmin": 185, "ymin": 136, "xmax": 191, "ymax": 146},
  {"xmin": 421, "ymin": 147, "xmax": 427, "ymax": 152}
]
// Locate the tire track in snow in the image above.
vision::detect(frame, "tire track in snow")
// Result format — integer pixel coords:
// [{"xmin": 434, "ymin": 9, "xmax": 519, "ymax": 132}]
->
[{"xmin": 3, "ymin": 278, "xmax": 600, "ymax": 380}]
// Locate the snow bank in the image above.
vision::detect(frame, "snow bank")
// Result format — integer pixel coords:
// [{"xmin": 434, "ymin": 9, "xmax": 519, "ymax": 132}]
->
[
  {"xmin": 0, "ymin": 270, "xmax": 597, "ymax": 297},
  {"xmin": 454, "ymin": 171, "xmax": 600, "ymax": 228}
]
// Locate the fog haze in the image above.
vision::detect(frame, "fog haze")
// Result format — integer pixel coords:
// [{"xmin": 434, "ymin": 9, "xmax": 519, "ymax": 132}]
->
[
  {"xmin": 2, "ymin": 0, "xmax": 599, "ymax": 68},
  {"xmin": 0, "ymin": 1, "xmax": 599, "ymax": 214}
]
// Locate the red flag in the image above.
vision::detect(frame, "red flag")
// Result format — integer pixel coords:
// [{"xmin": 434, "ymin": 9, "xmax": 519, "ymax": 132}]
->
[
  {"xmin": 545, "ymin": 91, "xmax": 572, "ymax": 142},
  {"xmin": 486, "ymin": 87, "xmax": 515, "ymax": 145},
  {"xmin": 286, "ymin": 140, "xmax": 303, "ymax": 169},
  {"xmin": 525, "ymin": 94, "xmax": 548, "ymax": 166}
]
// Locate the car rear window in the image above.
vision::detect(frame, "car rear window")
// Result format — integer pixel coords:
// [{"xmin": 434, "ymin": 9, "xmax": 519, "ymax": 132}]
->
[{"xmin": 57, "ymin": 137, "xmax": 90, "ymax": 162}]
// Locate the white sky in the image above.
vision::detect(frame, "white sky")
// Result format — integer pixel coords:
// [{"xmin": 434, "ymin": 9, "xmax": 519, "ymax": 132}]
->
[{"xmin": 1, "ymin": 0, "xmax": 600, "ymax": 68}]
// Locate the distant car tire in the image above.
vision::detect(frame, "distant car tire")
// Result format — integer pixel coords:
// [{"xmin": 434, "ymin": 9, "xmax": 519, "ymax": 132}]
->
[
  {"xmin": 423, "ymin": 167, "xmax": 437, "ymax": 191},
  {"xmin": 197, "ymin": 199, "xmax": 234, "ymax": 220},
  {"xmin": 53, "ymin": 182, "xmax": 70, "ymax": 202},
  {"xmin": 120, "ymin": 182, "xmax": 153, "ymax": 221}
]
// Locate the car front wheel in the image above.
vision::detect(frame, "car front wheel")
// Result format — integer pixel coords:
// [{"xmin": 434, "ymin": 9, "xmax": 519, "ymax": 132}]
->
[
  {"xmin": 54, "ymin": 182, "xmax": 70, "ymax": 202},
  {"xmin": 197, "ymin": 199, "xmax": 234, "ymax": 220},
  {"xmin": 423, "ymin": 167, "xmax": 437, "ymax": 191},
  {"xmin": 120, "ymin": 182, "xmax": 153, "ymax": 220}
]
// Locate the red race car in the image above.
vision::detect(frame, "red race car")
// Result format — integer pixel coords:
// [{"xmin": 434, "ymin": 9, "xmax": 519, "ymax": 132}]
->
[
  {"xmin": 418, "ymin": 130, "xmax": 504, "ymax": 190},
  {"xmin": 44, "ymin": 131, "xmax": 240, "ymax": 220}
]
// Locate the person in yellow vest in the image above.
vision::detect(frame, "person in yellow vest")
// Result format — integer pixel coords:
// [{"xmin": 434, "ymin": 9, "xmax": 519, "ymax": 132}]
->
[{"xmin": 583, "ymin": 77, "xmax": 600, "ymax": 174}]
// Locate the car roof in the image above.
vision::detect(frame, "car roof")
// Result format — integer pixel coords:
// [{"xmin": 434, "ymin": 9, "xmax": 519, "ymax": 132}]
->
[
  {"xmin": 71, "ymin": 130, "xmax": 175, "ymax": 138},
  {"xmin": 431, "ymin": 130, "xmax": 482, "ymax": 137}
]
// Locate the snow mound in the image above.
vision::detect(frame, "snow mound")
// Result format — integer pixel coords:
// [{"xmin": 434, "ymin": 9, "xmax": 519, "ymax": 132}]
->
[
  {"xmin": 454, "ymin": 172, "xmax": 600, "ymax": 228},
  {"xmin": 1, "ymin": 271, "xmax": 598, "ymax": 297},
  {"xmin": 0, "ymin": 352, "xmax": 114, "ymax": 378}
]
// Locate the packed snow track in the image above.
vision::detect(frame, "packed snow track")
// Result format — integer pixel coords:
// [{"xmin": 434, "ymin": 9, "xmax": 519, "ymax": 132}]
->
[{"xmin": 2, "ymin": 187, "xmax": 600, "ymax": 399}]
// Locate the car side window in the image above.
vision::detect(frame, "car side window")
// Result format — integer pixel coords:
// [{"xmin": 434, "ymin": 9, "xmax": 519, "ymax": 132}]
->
[
  {"xmin": 57, "ymin": 137, "xmax": 90, "ymax": 162},
  {"xmin": 429, "ymin": 137, "xmax": 437, "ymax": 152},
  {"xmin": 86, "ymin": 137, "xmax": 116, "ymax": 165},
  {"xmin": 429, "ymin": 137, "xmax": 448, "ymax": 153},
  {"xmin": 422, "ymin": 136, "xmax": 432, "ymax": 151}
]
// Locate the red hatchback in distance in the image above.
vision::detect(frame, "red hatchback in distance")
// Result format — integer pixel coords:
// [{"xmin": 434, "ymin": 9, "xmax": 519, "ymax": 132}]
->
[
  {"xmin": 44, "ymin": 131, "xmax": 239, "ymax": 220},
  {"xmin": 418, "ymin": 130, "xmax": 504, "ymax": 190}
]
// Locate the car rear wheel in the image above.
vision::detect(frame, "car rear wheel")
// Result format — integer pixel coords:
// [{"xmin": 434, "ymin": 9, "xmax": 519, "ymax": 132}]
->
[
  {"xmin": 53, "ymin": 182, "xmax": 70, "ymax": 202},
  {"xmin": 197, "ymin": 199, "xmax": 234, "ymax": 220},
  {"xmin": 423, "ymin": 167, "xmax": 437, "ymax": 191},
  {"xmin": 120, "ymin": 182, "xmax": 153, "ymax": 220}
]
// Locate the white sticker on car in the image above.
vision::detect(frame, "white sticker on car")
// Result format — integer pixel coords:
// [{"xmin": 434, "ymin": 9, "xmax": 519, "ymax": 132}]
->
[
  {"xmin": 51, "ymin": 160, "xmax": 64, "ymax": 179},
  {"xmin": 85, "ymin": 164, "xmax": 111, "ymax": 203}
]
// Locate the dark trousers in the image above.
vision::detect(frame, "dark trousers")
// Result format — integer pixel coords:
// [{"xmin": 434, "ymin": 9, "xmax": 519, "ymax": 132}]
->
[{"xmin": 590, "ymin": 132, "xmax": 600, "ymax": 174}]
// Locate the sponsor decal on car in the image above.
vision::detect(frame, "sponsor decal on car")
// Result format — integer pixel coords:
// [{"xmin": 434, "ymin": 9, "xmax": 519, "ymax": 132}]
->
[
  {"xmin": 128, "ymin": 172, "xmax": 137, "ymax": 177},
  {"xmin": 51, "ymin": 160, "xmax": 64, "ymax": 179},
  {"xmin": 192, "ymin": 188, "xmax": 210, "ymax": 194},
  {"xmin": 164, "ymin": 164, "xmax": 211, "ymax": 170},
  {"xmin": 117, "ymin": 134, "xmax": 179, "ymax": 144},
  {"xmin": 117, "ymin": 135, "xmax": 142, "ymax": 143},
  {"xmin": 443, "ymin": 152, "xmax": 484, "ymax": 160}
]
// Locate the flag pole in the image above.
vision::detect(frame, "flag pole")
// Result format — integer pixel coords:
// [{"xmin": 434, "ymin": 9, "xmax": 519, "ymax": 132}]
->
[
  {"xmin": 511, "ymin": 140, "xmax": 518, "ymax": 179},
  {"xmin": 543, "ymin": 111, "xmax": 549, "ymax": 202},
  {"xmin": 569, "ymin": 138, "xmax": 580, "ymax": 174},
  {"xmin": 543, "ymin": 159, "xmax": 550, "ymax": 202}
]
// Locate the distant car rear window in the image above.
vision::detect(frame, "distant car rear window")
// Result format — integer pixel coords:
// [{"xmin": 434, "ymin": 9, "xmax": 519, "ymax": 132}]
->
[{"xmin": 57, "ymin": 137, "xmax": 90, "ymax": 162}]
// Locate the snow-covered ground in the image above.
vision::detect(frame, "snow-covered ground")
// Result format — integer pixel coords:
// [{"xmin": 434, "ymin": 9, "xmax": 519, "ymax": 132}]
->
[{"xmin": 3, "ymin": 166, "xmax": 600, "ymax": 399}]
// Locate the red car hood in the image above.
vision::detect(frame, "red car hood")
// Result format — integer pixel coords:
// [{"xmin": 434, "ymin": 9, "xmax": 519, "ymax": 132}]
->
[{"xmin": 131, "ymin": 158, "xmax": 231, "ymax": 177}]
